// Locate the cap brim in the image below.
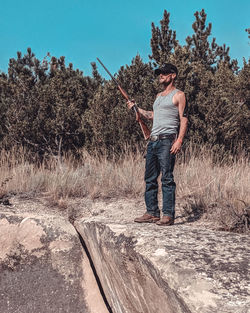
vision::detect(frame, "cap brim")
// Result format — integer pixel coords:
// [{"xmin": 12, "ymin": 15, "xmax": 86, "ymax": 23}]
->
[
  {"xmin": 154, "ymin": 69, "xmax": 161, "ymax": 76},
  {"xmin": 154, "ymin": 69, "xmax": 173, "ymax": 76}
]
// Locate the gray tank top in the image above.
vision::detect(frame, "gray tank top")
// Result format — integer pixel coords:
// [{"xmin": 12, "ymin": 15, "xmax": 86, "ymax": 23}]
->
[{"xmin": 151, "ymin": 89, "xmax": 179, "ymax": 136}]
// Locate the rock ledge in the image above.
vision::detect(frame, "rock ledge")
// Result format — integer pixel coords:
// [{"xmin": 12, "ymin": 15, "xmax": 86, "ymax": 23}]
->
[{"xmin": 75, "ymin": 217, "xmax": 250, "ymax": 313}]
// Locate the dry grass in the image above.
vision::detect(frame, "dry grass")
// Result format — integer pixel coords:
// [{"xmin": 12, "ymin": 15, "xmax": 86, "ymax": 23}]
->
[
  {"xmin": 0, "ymin": 147, "xmax": 145, "ymax": 201},
  {"xmin": 0, "ymin": 145, "xmax": 249, "ymax": 233},
  {"xmin": 175, "ymin": 145, "xmax": 250, "ymax": 232}
]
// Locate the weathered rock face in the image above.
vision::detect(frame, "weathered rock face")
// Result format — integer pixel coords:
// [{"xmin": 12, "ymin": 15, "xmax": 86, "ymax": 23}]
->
[
  {"xmin": 1, "ymin": 196, "xmax": 249, "ymax": 313},
  {"xmin": 75, "ymin": 217, "xmax": 250, "ymax": 313},
  {"xmin": 0, "ymin": 210, "xmax": 109, "ymax": 313}
]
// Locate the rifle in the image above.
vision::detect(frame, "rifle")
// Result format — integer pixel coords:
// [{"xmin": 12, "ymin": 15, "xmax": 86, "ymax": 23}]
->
[{"xmin": 96, "ymin": 58, "xmax": 151, "ymax": 140}]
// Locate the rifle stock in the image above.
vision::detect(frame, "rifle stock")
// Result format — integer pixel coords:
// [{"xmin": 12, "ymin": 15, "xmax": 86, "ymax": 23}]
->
[
  {"xmin": 132, "ymin": 105, "xmax": 151, "ymax": 140},
  {"xmin": 97, "ymin": 58, "xmax": 150, "ymax": 140}
]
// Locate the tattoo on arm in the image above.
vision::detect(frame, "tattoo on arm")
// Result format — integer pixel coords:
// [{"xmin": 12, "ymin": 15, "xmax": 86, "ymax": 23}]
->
[
  {"xmin": 139, "ymin": 108, "xmax": 153, "ymax": 120},
  {"xmin": 183, "ymin": 99, "xmax": 188, "ymax": 117}
]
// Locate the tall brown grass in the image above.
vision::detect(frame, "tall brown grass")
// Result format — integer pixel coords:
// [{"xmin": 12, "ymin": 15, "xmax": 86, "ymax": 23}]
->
[{"xmin": 0, "ymin": 145, "xmax": 249, "ymax": 232}]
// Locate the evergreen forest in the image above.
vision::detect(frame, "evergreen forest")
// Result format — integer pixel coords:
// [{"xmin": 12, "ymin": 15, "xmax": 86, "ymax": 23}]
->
[{"xmin": 0, "ymin": 10, "xmax": 249, "ymax": 160}]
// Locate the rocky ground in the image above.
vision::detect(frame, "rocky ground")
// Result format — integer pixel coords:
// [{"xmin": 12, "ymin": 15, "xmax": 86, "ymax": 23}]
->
[
  {"xmin": 1, "ymin": 194, "xmax": 249, "ymax": 313},
  {"xmin": 0, "ymin": 193, "xmax": 220, "ymax": 231}
]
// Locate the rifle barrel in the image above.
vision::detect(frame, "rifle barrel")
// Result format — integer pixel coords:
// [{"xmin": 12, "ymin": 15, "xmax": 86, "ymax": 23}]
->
[
  {"xmin": 96, "ymin": 57, "xmax": 150, "ymax": 140},
  {"xmin": 97, "ymin": 58, "xmax": 129, "ymax": 100},
  {"xmin": 96, "ymin": 58, "xmax": 118, "ymax": 86}
]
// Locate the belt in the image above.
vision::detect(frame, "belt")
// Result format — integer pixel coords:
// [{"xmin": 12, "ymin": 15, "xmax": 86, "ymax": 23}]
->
[{"xmin": 150, "ymin": 134, "xmax": 176, "ymax": 142}]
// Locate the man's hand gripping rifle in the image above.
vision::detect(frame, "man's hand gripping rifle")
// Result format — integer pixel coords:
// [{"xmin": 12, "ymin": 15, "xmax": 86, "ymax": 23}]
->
[{"xmin": 96, "ymin": 58, "xmax": 151, "ymax": 140}]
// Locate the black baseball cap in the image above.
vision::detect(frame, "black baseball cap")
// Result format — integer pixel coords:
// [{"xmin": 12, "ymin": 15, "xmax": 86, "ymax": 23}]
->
[{"xmin": 154, "ymin": 63, "xmax": 178, "ymax": 76}]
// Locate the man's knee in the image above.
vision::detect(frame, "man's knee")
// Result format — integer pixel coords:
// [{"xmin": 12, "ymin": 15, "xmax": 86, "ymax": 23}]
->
[{"xmin": 161, "ymin": 174, "xmax": 175, "ymax": 187}]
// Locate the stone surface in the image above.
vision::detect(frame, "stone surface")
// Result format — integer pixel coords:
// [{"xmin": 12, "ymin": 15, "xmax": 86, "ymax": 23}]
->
[
  {"xmin": 0, "ymin": 209, "xmax": 109, "ymax": 313},
  {"xmin": 75, "ymin": 216, "xmax": 250, "ymax": 313},
  {"xmin": 1, "ymin": 195, "xmax": 249, "ymax": 313}
]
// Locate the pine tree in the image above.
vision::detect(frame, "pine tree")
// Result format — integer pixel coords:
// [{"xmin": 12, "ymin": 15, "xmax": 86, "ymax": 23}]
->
[
  {"xmin": 205, "ymin": 61, "xmax": 236, "ymax": 155},
  {"xmin": 34, "ymin": 56, "xmax": 90, "ymax": 155},
  {"xmin": 149, "ymin": 10, "xmax": 178, "ymax": 66},
  {"xmin": 1, "ymin": 49, "xmax": 98, "ymax": 156},
  {"xmin": 186, "ymin": 9, "xmax": 230, "ymax": 70},
  {"xmin": 183, "ymin": 10, "xmax": 241, "ymax": 149},
  {"xmin": 234, "ymin": 58, "xmax": 250, "ymax": 154},
  {"xmin": 3, "ymin": 48, "xmax": 48, "ymax": 151},
  {"xmin": 246, "ymin": 28, "xmax": 250, "ymax": 39},
  {"xmin": 0, "ymin": 72, "xmax": 9, "ymax": 143}
]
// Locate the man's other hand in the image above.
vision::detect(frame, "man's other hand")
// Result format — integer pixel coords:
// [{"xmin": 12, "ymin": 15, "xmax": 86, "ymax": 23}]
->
[{"xmin": 170, "ymin": 139, "xmax": 182, "ymax": 154}]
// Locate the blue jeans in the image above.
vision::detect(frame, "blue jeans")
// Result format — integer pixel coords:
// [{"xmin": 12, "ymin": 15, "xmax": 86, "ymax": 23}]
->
[{"xmin": 144, "ymin": 137, "xmax": 176, "ymax": 218}]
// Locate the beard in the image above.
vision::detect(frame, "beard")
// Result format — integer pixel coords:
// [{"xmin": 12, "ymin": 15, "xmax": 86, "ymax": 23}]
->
[{"xmin": 160, "ymin": 78, "xmax": 172, "ymax": 88}]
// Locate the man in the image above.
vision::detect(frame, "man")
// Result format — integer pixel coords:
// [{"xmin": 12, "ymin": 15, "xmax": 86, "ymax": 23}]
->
[{"xmin": 127, "ymin": 63, "xmax": 188, "ymax": 226}]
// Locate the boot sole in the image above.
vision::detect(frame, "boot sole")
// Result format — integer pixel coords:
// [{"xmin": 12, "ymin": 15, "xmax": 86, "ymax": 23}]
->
[
  {"xmin": 156, "ymin": 222, "xmax": 174, "ymax": 226},
  {"xmin": 134, "ymin": 219, "xmax": 160, "ymax": 223}
]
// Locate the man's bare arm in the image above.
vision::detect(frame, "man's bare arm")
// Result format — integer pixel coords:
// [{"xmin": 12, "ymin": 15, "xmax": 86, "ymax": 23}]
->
[
  {"xmin": 177, "ymin": 92, "xmax": 188, "ymax": 142},
  {"xmin": 170, "ymin": 92, "xmax": 188, "ymax": 154},
  {"xmin": 127, "ymin": 100, "xmax": 154, "ymax": 120},
  {"xmin": 138, "ymin": 108, "xmax": 154, "ymax": 120}
]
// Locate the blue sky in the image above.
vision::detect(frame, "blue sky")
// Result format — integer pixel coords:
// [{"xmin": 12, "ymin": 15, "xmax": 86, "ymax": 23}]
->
[{"xmin": 0, "ymin": 0, "xmax": 249, "ymax": 78}]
